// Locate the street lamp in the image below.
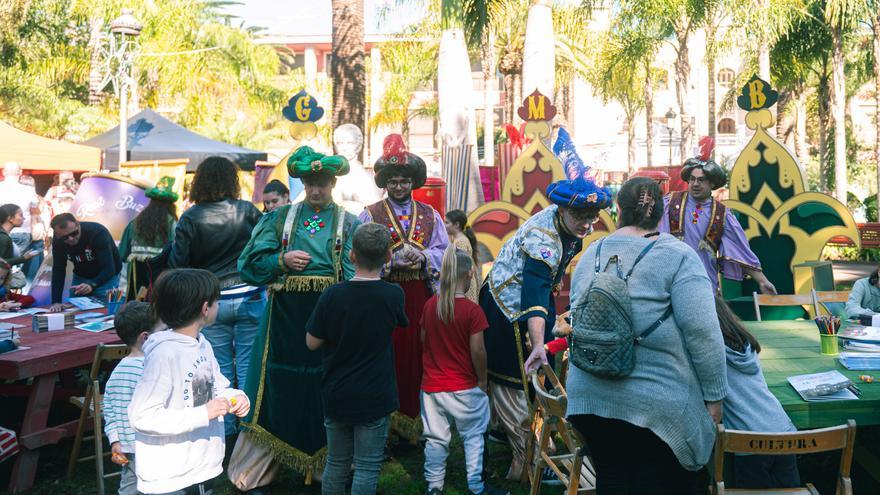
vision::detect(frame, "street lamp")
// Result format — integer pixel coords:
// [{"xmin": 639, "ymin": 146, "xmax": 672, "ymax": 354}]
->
[
  {"xmin": 101, "ymin": 10, "xmax": 142, "ymax": 167},
  {"xmin": 665, "ymin": 107, "xmax": 677, "ymax": 167}
]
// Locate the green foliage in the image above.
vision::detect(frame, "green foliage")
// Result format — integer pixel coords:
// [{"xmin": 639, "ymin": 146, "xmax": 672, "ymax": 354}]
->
[{"xmin": 0, "ymin": 0, "xmax": 293, "ymax": 148}]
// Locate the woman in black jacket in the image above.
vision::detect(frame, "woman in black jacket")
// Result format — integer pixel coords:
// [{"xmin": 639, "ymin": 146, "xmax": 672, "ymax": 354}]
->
[
  {"xmin": 168, "ymin": 157, "xmax": 265, "ymax": 437},
  {"xmin": 0, "ymin": 204, "xmax": 38, "ymax": 267}
]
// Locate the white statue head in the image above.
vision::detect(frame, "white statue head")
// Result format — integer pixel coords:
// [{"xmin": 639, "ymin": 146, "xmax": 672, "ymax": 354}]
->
[
  {"xmin": 3, "ymin": 161, "xmax": 22, "ymax": 181},
  {"xmin": 333, "ymin": 124, "xmax": 364, "ymax": 163}
]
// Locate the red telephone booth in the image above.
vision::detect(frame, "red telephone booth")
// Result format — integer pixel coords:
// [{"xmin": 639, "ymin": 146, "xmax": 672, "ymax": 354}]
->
[{"xmin": 413, "ymin": 177, "xmax": 447, "ymax": 219}]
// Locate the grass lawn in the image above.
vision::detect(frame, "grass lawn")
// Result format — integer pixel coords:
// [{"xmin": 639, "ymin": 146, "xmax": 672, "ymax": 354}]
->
[
  {"xmin": 3, "ymin": 425, "xmax": 880, "ymax": 494},
  {"xmin": 1, "ymin": 432, "xmax": 564, "ymax": 495}
]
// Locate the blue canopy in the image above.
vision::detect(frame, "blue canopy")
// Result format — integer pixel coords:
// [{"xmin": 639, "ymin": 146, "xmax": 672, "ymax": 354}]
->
[{"xmin": 82, "ymin": 108, "xmax": 266, "ymax": 171}]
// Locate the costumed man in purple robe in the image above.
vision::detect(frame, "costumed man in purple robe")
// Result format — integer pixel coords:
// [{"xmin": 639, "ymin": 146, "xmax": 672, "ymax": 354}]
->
[
  {"xmin": 659, "ymin": 137, "xmax": 776, "ymax": 295},
  {"xmin": 358, "ymin": 134, "xmax": 450, "ymax": 441}
]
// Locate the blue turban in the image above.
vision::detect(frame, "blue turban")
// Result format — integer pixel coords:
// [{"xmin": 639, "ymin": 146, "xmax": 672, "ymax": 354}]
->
[
  {"xmin": 549, "ymin": 127, "xmax": 612, "ymax": 209},
  {"xmin": 546, "ymin": 178, "xmax": 613, "ymax": 209}
]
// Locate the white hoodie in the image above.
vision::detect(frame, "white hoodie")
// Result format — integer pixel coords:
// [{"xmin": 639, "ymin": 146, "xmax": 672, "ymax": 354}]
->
[{"xmin": 128, "ymin": 330, "xmax": 247, "ymax": 494}]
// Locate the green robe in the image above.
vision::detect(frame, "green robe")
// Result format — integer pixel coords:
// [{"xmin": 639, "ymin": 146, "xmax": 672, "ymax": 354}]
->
[{"xmin": 237, "ymin": 201, "xmax": 358, "ymax": 476}]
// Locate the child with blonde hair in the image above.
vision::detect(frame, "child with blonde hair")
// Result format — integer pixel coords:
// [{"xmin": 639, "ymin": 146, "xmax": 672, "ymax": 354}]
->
[{"xmin": 419, "ymin": 244, "xmax": 505, "ymax": 495}]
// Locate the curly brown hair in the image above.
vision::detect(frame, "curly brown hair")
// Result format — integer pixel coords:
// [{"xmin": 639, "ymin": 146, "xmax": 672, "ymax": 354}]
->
[
  {"xmin": 189, "ymin": 157, "xmax": 241, "ymax": 203},
  {"xmin": 134, "ymin": 200, "xmax": 178, "ymax": 246}
]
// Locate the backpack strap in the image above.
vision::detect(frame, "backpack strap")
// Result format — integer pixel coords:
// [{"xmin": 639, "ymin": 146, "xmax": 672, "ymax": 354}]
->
[
  {"xmin": 624, "ymin": 239, "xmax": 659, "ymax": 281},
  {"xmin": 635, "ymin": 306, "xmax": 673, "ymax": 344},
  {"xmin": 594, "ymin": 238, "xmax": 624, "ymax": 278}
]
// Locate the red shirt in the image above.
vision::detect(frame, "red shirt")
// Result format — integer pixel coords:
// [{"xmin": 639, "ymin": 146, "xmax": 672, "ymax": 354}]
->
[{"xmin": 420, "ymin": 295, "xmax": 489, "ymax": 393}]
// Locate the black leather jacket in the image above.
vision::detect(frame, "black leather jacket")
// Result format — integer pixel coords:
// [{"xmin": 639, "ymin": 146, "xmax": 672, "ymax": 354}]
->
[{"xmin": 169, "ymin": 198, "xmax": 262, "ymax": 287}]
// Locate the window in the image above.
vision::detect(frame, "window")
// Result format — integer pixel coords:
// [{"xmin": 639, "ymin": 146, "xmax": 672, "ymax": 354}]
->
[
  {"xmin": 717, "ymin": 118, "xmax": 736, "ymax": 135},
  {"xmin": 717, "ymin": 68, "xmax": 735, "ymax": 87},
  {"xmin": 408, "ymin": 115, "xmax": 436, "ymax": 151}
]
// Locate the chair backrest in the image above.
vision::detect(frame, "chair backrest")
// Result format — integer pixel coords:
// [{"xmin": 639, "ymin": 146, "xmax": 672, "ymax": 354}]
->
[
  {"xmin": 532, "ymin": 364, "xmax": 567, "ymax": 420},
  {"xmin": 87, "ymin": 343, "xmax": 131, "ymax": 381},
  {"xmin": 753, "ymin": 292, "xmax": 818, "ymax": 321},
  {"xmin": 811, "ymin": 289, "xmax": 850, "ymax": 317},
  {"xmin": 813, "ymin": 290, "xmax": 850, "ymax": 304},
  {"xmin": 714, "ymin": 421, "xmax": 857, "ymax": 493}
]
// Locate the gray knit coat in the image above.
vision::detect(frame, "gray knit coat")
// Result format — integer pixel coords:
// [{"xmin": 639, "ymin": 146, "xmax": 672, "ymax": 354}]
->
[{"xmin": 566, "ymin": 233, "xmax": 728, "ymax": 471}]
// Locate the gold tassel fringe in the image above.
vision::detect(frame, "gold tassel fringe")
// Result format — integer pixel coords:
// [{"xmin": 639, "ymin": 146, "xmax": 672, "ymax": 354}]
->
[
  {"xmin": 390, "ymin": 412, "xmax": 423, "ymax": 444},
  {"xmin": 387, "ymin": 270, "xmax": 424, "ymax": 283},
  {"xmin": 269, "ymin": 275, "xmax": 336, "ymax": 293},
  {"xmin": 241, "ymin": 422, "xmax": 327, "ymax": 482}
]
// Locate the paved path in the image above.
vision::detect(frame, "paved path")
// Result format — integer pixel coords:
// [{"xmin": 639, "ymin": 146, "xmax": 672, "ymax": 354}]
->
[{"xmin": 832, "ymin": 261, "xmax": 876, "ymax": 286}]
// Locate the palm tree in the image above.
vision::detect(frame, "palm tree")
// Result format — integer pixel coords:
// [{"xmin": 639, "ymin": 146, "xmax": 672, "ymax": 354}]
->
[
  {"xmin": 869, "ymin": 1, "xmax": 880, "ymax": 212},
  {"xmin": 368, "ymin": 37, "xmax": 438, "ymax": 141},
  {"xmin": 615, "ymin": 0, "xmax": 707, "ymax": 161},
  {"xmin": 587, "ymin": 38, "xmax": 646, "ymax": 174},
  {"xmin": 824, "ymin": 0, "xmax": 869, "ymax": 203},
  {"xmin": 331, "ymin": 0, "xmax": 366, "ymax": 140}
]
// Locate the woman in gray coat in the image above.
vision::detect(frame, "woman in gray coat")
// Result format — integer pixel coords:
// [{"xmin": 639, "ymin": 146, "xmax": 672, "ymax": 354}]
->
[
  {"xmin": 565, "ymin": 177, "xmax": 728, "ymax": 494},
  {"xmin": 845, "ymin": 266, "xmax": 880, "ymax": 318}
]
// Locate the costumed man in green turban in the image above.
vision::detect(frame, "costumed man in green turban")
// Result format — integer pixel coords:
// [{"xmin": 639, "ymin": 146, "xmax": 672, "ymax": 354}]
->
[
  {"xmin": 237, "ymin": 147, "xmax": 360, "ymax": 484},
  {"xmin": 118, "ymin": 176, "xmax": 178, "ymax": 300}
]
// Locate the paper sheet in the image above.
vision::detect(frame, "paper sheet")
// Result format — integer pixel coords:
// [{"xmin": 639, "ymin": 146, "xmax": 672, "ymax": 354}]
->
[{"xmin": 46, "ymin": 313, "xmax": 66, "ymax": 331}]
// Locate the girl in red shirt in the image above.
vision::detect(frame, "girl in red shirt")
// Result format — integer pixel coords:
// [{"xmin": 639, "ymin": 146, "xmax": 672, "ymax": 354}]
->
[{"xmin": 420, "ymin": 245, "xmax": 505, "ymax": 495}]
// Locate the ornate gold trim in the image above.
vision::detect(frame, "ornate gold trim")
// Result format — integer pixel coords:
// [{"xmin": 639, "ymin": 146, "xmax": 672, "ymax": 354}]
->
[
  {"xmin": 489, "ymin": 369, "xmax": 526, "ymax": 385},
  {"xmin": 522, "ymin": 306, "xmax": 548, "ymax": 316},
  {"xmin": 269, "ymin": 275, "xmax": 336, "ymax": 293},
  {"xmin": 241, "ymin": 422, "xmax": 327, "ymax": 477},
  {"xmin": 390, "ymin": 411, "xmax": 423, "ymax": 443},
  {"xmin": 250, "ymin": 293, "xmax": 275, "ymax": 422}
]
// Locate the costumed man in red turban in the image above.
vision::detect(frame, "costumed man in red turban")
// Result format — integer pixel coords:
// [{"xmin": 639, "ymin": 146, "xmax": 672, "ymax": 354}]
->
[
  {"xmin": 358, "ymin": 135, "xmax": 450, "ymax": 441},
  {"xmin": 659, "ymin": 137, "xmax": 776, "ymax": 295}
]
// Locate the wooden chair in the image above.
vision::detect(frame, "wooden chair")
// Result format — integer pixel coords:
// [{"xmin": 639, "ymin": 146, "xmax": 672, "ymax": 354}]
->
[
  {"xmin": 753, "ymin": 293, "xmax": 819, "ymax": 321},
  {"xmin": 66, "ymin": 343, "xmax": 131, "ymax": 495},
  {"xmin": 527, "ymin": 364, "xmax": 596, "ymax": 495},
  {"xmin": 711, "ymin": 420, "xmax": 857, "ymax": 495},
  {"xmin": 811, "ymin": 290, "xmax": 850, "ymax": 317}
]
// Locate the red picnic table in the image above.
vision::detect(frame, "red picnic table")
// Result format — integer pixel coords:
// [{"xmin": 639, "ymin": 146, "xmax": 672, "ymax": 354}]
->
[{"xmin": 0, "ymin": 310, "xmax": 119, "ymax": 493}]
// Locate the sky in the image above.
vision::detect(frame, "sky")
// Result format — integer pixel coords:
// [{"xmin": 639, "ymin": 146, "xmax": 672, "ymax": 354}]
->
[{"xmin": 223, "ymin": 0, "xmax": 423, "ymax": 36}]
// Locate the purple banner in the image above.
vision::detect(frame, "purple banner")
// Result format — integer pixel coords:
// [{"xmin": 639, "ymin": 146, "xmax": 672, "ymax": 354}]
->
[{"xmin": 68, "ymin": 174, "xmax": 150, "ymax": 241}]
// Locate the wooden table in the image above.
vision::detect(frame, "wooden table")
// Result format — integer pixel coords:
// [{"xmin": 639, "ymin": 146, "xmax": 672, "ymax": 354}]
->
[
  {"xmin": 0, "ymin": 312, "xmax": 120, "ymax": 493},
  {"xmin": 744, "ymin": 320, "xmax": 880, "ymax": 429}
]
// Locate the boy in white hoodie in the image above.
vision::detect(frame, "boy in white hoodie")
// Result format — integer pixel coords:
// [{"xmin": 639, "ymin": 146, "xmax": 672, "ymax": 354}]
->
[{"xmin": 128, "ymin": 269, "xmax": 250, "ymax": 495}]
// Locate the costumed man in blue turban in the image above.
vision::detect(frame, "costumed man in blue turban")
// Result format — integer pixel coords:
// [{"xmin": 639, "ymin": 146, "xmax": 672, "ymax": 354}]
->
[
  {"xmin": 237, "ymin": 147, "xmax": 361, "ymax": 485},
  {"xmin": 480, "ymin": 128, "xmax": 612, "ymax": 480}
]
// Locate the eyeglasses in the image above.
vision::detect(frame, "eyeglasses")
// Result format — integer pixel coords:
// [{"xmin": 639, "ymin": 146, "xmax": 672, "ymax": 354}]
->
[
  {"xmin": 688, "ymin": 176, "xmax": 708, "ymax": 185},
  {"xmin": 58, "ymin": 228, "xmax": 79, "ymax": 242},
  {"xmin": 386, "ymin": 179, "xmax": 413, "ymax": 188}
]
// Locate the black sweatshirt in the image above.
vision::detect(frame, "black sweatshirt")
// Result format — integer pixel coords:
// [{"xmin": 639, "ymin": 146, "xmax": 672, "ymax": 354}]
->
[{"xmin": 51, "ymin": 222, "xmax": 121, "ymax": 303}]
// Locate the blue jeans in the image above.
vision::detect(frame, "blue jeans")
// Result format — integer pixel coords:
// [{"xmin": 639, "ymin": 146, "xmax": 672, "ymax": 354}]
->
[
  {"xmin": 22, "ymin": 239, "xmax": 43, "ymax": 282},
  {"xmin": 200, "ymin": 291, "xmax": 266, "ymax": 435},
  {"xmin": 118, "ymin": 453, "xmax": 138, "ymax": 495},
  {"xmin": 71, "ymin": 273, "xmax": 121, "ymax": 301},
  {"xmin": 322, "ymin": 415, "xmax": 390, "ymax": 495}
]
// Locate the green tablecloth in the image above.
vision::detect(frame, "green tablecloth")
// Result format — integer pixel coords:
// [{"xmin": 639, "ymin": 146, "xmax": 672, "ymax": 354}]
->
[{"xmin": 745, "ymin": 320, "xmax": 880, "ymax": 429}]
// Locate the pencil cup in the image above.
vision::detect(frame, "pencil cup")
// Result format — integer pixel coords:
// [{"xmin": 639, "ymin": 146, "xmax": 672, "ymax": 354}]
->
[
  {"xmin": 106, "ymin": 300, "xmax": 125, "ymax": 316},
  {"xmin": 820, "ymin": 334, "xmax": 839, "ymax": 356}
]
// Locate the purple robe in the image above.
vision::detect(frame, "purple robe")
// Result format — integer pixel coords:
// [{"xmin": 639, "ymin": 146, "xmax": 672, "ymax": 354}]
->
[
  {"xmin": 659, "ymin": 194, "xmax": 761, "ymax": 292},
  {"xmin": 358, "ymin": 197, "xmax": 449, "ymax": 291}
]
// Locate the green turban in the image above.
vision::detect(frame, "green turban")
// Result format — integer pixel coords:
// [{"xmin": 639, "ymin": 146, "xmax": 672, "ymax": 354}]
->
[
  {"xmin": 144, "ymin": 176, "xmax": 179, "ymax": 202},
  {"xmin": 287, "ymin": 146, "xmax": 350, "ymax": 178}
]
